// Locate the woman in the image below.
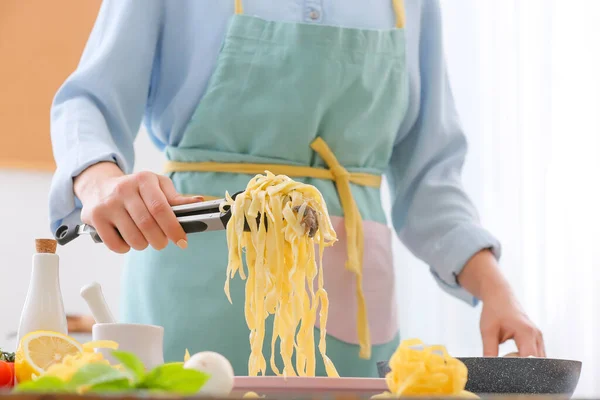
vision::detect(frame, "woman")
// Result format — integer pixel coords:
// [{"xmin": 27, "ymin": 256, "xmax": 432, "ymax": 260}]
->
[{"xmin": 49, "ymin": 0, "xmax": 544, "ymax": 376}]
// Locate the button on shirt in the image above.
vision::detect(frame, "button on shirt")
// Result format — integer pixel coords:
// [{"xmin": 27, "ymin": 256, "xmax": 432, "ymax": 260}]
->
[{"xmin": 49, "ymin": 0, "xmax": 501, "ymax": 305}]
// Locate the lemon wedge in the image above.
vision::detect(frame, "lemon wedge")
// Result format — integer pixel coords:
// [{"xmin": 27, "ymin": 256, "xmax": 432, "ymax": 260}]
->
[{"xmin": 15, "ymin": 331, "xmax": 83, "ymax": 383}]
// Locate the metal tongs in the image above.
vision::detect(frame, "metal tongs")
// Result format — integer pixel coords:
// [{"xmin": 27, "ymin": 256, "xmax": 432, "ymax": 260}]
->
[{"xmin": 55, "ymin": 191, "xmax": 319, "ymax": 246}]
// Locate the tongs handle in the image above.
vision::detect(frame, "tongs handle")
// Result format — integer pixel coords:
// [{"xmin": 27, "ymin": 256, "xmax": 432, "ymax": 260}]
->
[{"xmin": 55, "ymin": 191, "xmax": 245, "ymax": 246}]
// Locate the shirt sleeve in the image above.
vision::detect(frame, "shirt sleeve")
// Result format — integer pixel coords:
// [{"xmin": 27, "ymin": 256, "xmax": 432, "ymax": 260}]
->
[
  {"xmin": 49, "ymin": 0, "xmax": 162, "ymax": 233},
  {"xmin": 386, "ymin": 0, "xmax": 501, "ymax": 306}
]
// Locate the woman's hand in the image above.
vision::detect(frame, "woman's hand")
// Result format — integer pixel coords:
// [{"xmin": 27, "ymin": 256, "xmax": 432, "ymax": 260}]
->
[
  {"xmin": 74, "ymin": 162, "xmax": 203, "ymax": 253},
  {"xmin": 458, "ymin": 250, "xmax": 545, "ymax": 357},
  {"xmin": 478, "ymin": 286, "xmax": 545, "ymax": 357}
]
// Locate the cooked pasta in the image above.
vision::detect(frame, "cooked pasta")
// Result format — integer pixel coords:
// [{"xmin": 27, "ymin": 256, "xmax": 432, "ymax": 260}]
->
[
  {"xmin": 374, "ymin": 339, "xmax": 478, "ymax": 398},
  {"xmin": 221, "ymin": 171, "xmax": 339, "ymax": 377}
]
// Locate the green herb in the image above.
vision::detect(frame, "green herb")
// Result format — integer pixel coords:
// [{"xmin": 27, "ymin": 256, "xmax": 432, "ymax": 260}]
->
[
  {"xmin": 140, "ymin": 362, "xmax": 210, "ymax": 395},
  {"xmin": 111, "ymin": 350, "xmax": 146, "ymax": 382},
  {"xmin": 86, "ymin": 379, "xmax": 134, "ymax": 394},
  {"xmin": 0, "ymin": 349, "xmax": 15, "ymax": 363},
  {"xmin": 14, "ymin": 351, "xmax": 211, "ymax": 395},
  {"xmin": 14, "ymin": 377, "xmax": 70, "ymax": 393},
  {"xmin": 69, "ymin": 363, "xmax": 133, "ymax": 392}
]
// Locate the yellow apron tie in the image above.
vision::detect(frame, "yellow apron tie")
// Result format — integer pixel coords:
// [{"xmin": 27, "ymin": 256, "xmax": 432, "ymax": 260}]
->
[
  {"xmin": 392, "ymin": 0, "xmax": 406, "ymax": 29},
  {"xmin": 234, "ymin": 0, "xmax": 243, "ymax": 15},
  {"xmin": 164, "ymin": 138, "xmax": 376, "ymax": 358},
  {"xmin": 309, "ymin": 138, "xmax": 371, "ymax": 359},
  {"xmin": 165, "ymin": 161, "xmax": 380, "ymax": 188}
]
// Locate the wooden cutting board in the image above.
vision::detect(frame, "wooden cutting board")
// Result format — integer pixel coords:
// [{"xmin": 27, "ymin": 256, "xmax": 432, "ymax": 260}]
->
[{"xmin": 0, "ymin": 0, "xmax": 101, "ymax": 172}]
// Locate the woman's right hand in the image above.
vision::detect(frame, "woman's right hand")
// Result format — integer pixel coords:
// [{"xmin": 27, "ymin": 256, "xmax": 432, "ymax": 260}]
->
[{"xmin": 74, "ymin": 162, "xmax": 203, "ymax": 253}]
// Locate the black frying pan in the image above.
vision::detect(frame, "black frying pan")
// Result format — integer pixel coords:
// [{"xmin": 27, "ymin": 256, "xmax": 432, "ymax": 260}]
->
[{"xmin": 377, "ymin": 357, "xmax": 582, "ymax": 397}]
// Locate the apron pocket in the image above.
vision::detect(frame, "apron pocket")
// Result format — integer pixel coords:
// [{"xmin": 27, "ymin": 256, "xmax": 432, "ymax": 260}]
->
[{"xmin": 314, "ymin": 216, "xmax": 398, "ymax": 345}]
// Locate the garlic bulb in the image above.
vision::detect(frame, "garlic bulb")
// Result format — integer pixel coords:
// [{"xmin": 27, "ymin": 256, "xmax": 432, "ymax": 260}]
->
[{"xmin": 184, "ymin": 351, "xmax": 235, "ymax": 396}]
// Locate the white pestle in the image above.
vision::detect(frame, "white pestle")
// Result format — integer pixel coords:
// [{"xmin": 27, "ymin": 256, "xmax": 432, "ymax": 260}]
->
[{"xmin": 80, "ymin": 282, "xmax": 116, "ymax": 324}]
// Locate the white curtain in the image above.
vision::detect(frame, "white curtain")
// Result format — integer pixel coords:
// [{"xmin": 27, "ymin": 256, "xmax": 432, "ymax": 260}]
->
[{"xmin": 385, "ymin": 0, "xmax": 600, "ymax": 397}]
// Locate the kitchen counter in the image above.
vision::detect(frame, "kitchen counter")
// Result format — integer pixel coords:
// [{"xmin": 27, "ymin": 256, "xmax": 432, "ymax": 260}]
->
[{"xmin": 0, "ymin": 394, "xmax": 578, "ymax": 400}]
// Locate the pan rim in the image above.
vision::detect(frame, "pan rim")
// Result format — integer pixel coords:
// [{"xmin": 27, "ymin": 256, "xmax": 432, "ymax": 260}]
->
[
  {"xmin": 456, "ymin": 356, "xmax": 582, "ymax": 364},
  {"xmin": 378, "ymin": 357, "xmax": 582, "ymax": 363}
]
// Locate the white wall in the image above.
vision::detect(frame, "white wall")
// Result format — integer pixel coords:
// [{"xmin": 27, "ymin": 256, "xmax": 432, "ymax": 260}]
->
[{"xmin": 0, "ymin": 130, "xmax": 161, "ymax": 349}]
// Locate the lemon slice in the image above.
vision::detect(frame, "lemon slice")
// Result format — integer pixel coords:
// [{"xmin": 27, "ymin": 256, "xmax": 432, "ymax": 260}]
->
[{"xmin": 15, "ymin": 331, "xmax": 83, "ymax": 383}]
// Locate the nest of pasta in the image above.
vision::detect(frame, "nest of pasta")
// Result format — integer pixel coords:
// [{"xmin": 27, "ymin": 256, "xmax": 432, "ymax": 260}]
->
[{"xmin": 375, "ymin": 339, "xmax": 478, "ymax": 398}]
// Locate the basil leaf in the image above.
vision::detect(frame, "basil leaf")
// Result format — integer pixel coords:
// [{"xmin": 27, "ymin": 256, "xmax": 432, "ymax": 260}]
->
[
  {"xmin": 87, "ymin": 379, "xmax": 135, "ymax": 393},
  {"xmin": 111, "ymin": 350, "xmax": 146, "ymax": 382},
  {"xmin": 141, "ymin": 363, "xmax": 210, "ymax": 395},
  {"xmin": 69, "ymin": 363, "xmax": 131, "ymax": 390},
  {"xmin": 14, "ymin": 376, "xmax": 71, "ymax": 393}
]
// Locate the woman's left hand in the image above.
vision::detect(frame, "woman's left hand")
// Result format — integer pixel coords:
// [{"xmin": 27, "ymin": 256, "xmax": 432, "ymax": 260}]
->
[
  {"xmin": 458, "ymin": 250, "xmax": 546, "ymax": 358},
  {"xmin": 479, "ymin": 286, "xmax": 545, "ymax": 357}
]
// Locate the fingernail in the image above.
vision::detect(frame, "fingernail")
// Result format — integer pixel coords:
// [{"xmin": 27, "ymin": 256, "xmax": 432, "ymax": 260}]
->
[
  {"xmin": 193, "ymin": 196, "xmax": 204, "ymax": 200},
  {"xmin": 177, "ymin": 239, "xmax": 188, "ymax": 249}
]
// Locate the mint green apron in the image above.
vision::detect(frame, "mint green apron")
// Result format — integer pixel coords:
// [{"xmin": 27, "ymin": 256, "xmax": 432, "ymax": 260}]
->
[{"xmin": 122, "ymin": 0, "xmax": 409, "ymax": 377}]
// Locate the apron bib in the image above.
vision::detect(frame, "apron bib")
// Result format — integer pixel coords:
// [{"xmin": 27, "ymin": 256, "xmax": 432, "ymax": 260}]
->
[{"xmin": 122, "ymin": 0, "xmax": 410, "ymax": 377}]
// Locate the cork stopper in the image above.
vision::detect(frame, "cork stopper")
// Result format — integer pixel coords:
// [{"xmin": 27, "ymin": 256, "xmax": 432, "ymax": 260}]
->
[{"xmin": 35, "ymin": 239, "xmax": 57, "ymax": 254}]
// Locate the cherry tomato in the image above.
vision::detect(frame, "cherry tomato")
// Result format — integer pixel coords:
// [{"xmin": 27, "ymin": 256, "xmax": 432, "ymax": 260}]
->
[{"xmin": 0, "ymin": 361, "xmax": 14, "ymax": 388}]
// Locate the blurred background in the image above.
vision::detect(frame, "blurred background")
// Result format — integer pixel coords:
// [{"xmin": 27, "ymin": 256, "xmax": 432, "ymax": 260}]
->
[{"xmin": 1, "ymin": 0, "xmax": 599, "ymax": 396}]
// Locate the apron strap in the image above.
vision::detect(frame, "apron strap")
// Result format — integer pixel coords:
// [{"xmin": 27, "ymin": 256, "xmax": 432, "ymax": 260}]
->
[
  {"xmin": 234, "ymin": 0, "xmax": 405, "ymax": 29},
  {"xmin": 235, "ymin": 0, "xmax": 243, "ymax": 15},
  {"xmin": 392, "ymin": 0, "xmax": 406, "ymax": 29}
]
